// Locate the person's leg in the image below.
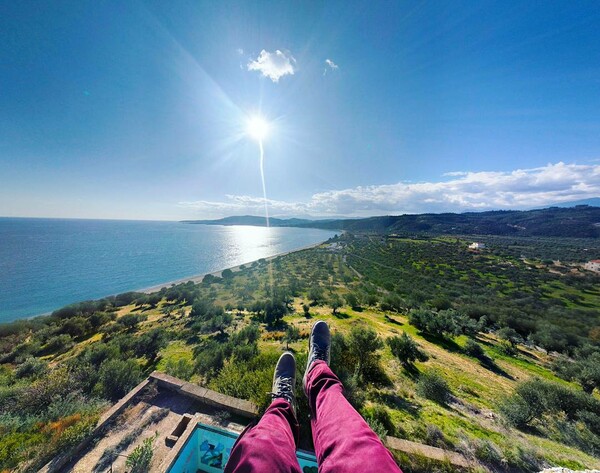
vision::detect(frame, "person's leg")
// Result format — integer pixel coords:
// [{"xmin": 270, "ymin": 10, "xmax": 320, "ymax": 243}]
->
[
  {"xmin": 224, "ymin": 398, "xmax": 302, "ymax": 473},
  {"xmin": 225, "ymin": 352, "xmax": 302, "ymax": 473},
  {"xmin": 303, "ymin": 322, "xmax": 402, "ymax": 473}
]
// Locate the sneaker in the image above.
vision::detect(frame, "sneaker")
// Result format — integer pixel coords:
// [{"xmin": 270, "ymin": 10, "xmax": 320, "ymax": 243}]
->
[
  {"xmin": 272, "ymin": 352, "xmax": 296, "ymax": 409},
  {"xmin": 303, "ymin": 320, "xmax": 331, "ymax": 393}
]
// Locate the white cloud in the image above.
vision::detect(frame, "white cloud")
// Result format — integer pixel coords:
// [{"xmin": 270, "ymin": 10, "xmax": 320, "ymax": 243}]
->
[
  {"xmin": 325, "ymin": 59, "xmax": 338, "ymax": 70},
  {"xmin": 236, "ymin": 48, "xmax": 244, "ymax": 55},
  {"xmin": 247, "ymin": 50, "xmax": 296, "ymax": 82},
  {"xmin": 179, "ymin": 162, "xmax": 600, "ymax": 218},
  {"xmin": 323, "ymin": 58, "xmax": 339, "ymax": 75}
]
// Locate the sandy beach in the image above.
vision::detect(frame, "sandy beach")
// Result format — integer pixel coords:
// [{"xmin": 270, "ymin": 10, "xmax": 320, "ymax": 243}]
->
[{"xmin": 137, "ymin": 239, "xmax": 327, "ymax": 294}]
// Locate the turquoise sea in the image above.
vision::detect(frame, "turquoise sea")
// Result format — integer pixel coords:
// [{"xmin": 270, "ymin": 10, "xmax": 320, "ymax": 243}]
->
[{"xmin": 0, "ymin": 218, "xmax": 337, "ymax": 323}]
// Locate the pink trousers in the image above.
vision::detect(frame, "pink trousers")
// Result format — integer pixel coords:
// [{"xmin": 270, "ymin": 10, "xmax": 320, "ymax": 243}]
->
[{"xmin": 225, "ymin": 361, "xmax": 402, "ymax": 473}]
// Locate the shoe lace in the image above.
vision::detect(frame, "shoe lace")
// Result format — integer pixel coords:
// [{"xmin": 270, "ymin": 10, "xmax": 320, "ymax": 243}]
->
[
  {"xmin": 272, "ymin": 376, "xmax": 294, "ymax": 401},
  {"xmin": 311, "ymin": 343, "xmax": 327, "ymax": 362}
]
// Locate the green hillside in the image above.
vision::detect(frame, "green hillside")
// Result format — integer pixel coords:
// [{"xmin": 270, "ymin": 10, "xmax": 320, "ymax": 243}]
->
[
  {"xmin": 1, "ymin": 234, "xmax": 599, "ymax": 471},
  {"xmin": 188, "ymin": 205, "xmax": 600, "ymax": 238}
]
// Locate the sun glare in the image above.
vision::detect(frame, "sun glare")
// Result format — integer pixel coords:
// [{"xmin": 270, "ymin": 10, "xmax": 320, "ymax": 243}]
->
[{"xmin": 247, "ymin": 116, "xmax": 269, "ymax": 141}]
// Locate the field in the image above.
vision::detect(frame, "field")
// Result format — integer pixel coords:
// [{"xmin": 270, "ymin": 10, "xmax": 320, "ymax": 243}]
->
[{"xmin": 1, "ymin": 234, "xmax": 599, "ymax": 472}]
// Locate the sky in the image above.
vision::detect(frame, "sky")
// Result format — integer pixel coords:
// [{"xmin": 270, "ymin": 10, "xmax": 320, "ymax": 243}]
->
[{"xmin": 1, "ymin": 0, "xmax": 600, "ymax": 220}]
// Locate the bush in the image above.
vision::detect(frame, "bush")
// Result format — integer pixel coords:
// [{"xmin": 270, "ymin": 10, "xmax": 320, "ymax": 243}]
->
[
  {"xmin": 409, "ymin": 309, "xmax": 457, "ymax": 337},
  {"xmin": 18, "ymin": 367, "xmax": 78, "ymax": 414},
  {"xmin": 15, "ymin": 357, "xmax": 47, "ymax": 379},
  {"xmin": 463, "ymin": 339, "xmax": 486, "ymax": 359},
  {"xmin": 499, "ymin": 377, "xmax": 600, "ymax": 429},
  {"xmin": 165, "ymin": 359, "xmax": 195, "ymax": 381},
  {"xmin": 387, "ymin": 333, "xmax": 428, "ymax": 366},
  {"xmin": 60, "ymin": 316, "xmax": 92, "ymax": 338},
  {"xmin": 575, "ymin": 352, "xmax": 600, "ymax": 394},
  {"xmin": 44, "ymin": 334, "xmax": 74, "ymax": 354},
  {"xmin": 416, "ymin": 371, "xmax": 451, "ymax": 404},
  {"xmin": 195, "ymin": 341, "xmax": 229, "ymax": 379},
  {"xmin": 347, "ymin": 326, "xmax": 385, "ymax": 383},
  {"xmin": 135, "ymin": 328, "xmax": 168, "ymax": 361},
  {"xmin": 97, "ymin": 359, "xmax": 141, "ymax": 401},
  {"xmin": 117, "ymin": 314, "xmax": 146, "ymax": 331},
  {"xmin": 499, "ymin": 394, "xmax": 537, "ymax": 428},
  {"xmin": 496, "ymin": 327, "xmax": 523, "ymax": 347},
  {"xmin": 362, "ymin": 405, "xmax": 396, "ymax": 436},
  {"xmin": 126, "ymin": 434, "xmax": 156, "ymax": 473}
]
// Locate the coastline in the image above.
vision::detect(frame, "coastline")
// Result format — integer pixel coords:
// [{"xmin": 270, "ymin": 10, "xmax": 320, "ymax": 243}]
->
[
  {"xmin": 137, "ymin": 239, "xmax": 327, "ymax": 294},
  {"xmin": 4, "ymin": 228, "xmax": 339, "ymax": 324}
]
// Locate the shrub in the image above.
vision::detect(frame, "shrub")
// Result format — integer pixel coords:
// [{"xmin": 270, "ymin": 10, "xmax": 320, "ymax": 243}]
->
[
  {"xmin": 302, "ymin": 304, "xmax": 310, "ymax": 317},
  {"xmin": 387, "ymin": 333, "xmax": 428, "ymax": 366},
  {"xmin": 424, "ymin": 424, "xmax": 451, "ymax": 449},
  {"xmin": 463, "ymin": 339, "xmax": 486, "ymax": 359},
  {"xmin": 44, "ymin": 334, "xmax": 74, "ymax": 354},
  {"xmin": 496, "ymin": 327, "xmax": 523, "ymax": 347},
  {"xmin": 416, "ymin": 371, "xmax": 451, "ymax": 405},
  {"xmin": 362, "ymin": 405, "xmax": 396, "ymax": 436},
  {"xmin": 498, "ymin": 377, "xmax": 600, "ymax": 429},
  {"xmin": 409, "ymin": 309, "xmax": 457, "ymax": 337},
  {"xmin": 195, "ymin": 341, "xmax": 229, "ymax": 379},
  {"xmin": 329, "ymin": 294, "xmax": 343, "ymax": 314},
  {"xmin": 126, "ymin": 434, "xmax": 156, "ymax": 473},
  {"xmin": 575, "ymin": 352, "xmax": 600, "ymax": 394},
  {"xmin": 18, "ymin": 367, "xmax": 78, "ymax": 414},
  {"xmin": 380, "ymin": 294, "xmax": 404, "ymax": 312},
  {"xmin": 499, "ymin": 394, "xmax": 534, "ymax": 428},
  {"xmin": 15, "ymin": 357, "xmax": 47, "ymax": 379},
  {"xmin": 283, "ymin": 326, "xmax": 300, "ymax": 349},
  {"xmin": 365, "ymin": 417, "xmax": 388, "ymax": 442},
  {"xmin": 164, "ymin": 358, "xmax": 195, "ymax": 381},
  {"xmin": 117, "ymin": 314, "xmax": 146, "ymax": 331},
  {"xmin": 60, "ymin": 316, "xmax": 92, "ymax": 338},
  {"xmin": 135, "ymin": 328, "xmax": 168, "ymax": 361},
  {"xmin": 347, "ymin": 326, "xmax": 385, "ymax": 383},
  {"xmin": 97, "ymin": 359, "xmax": 141, "ymax": 401}
]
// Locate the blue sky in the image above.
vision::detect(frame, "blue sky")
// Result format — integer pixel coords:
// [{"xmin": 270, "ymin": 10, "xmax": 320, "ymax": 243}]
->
[{"xmin": 1, "ymin": 0, "xmax": 600, "ymax": 220}]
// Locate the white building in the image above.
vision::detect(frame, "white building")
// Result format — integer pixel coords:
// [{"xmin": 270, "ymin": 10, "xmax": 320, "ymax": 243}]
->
[
  {"xmin": 584, "ymin": 260, "xmax": 600, "ymax": 272},
  {"xmin": 469, "ymin": 242, "xmax": 485, "ymax": 250}
]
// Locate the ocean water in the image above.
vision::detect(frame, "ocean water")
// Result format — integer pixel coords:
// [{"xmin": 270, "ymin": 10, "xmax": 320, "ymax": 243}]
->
[{"xmin": 0, "ymin": 218, "xmax": 337, "ymax": 323}]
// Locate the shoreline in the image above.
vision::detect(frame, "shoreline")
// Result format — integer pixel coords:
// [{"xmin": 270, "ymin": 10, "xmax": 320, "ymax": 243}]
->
[
  {"xmin": 137, "ymin": 239, "xmax": 327, "ymax": 294},
  {"xmin": 8, "ymin": 236, "xmax": 335, "ymax": 324}
]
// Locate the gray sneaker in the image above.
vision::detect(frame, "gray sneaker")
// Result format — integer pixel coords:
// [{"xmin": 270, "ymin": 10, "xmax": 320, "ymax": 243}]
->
[
  {"xmin": 272, "ymin": 352, "xmax": 296, "ymax": 409},
  {"xmin": 303, "ymin": 320, "xmax": 331, "ymax": 393}
]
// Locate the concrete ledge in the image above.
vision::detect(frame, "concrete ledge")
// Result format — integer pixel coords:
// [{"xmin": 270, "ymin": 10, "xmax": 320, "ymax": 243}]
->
[
  {"xmin": 149, "ymin": 371, "xmax": 185, "ymax": 390},
  {"xmin": 158, "ymin": 413, "xmax": 202, "ymax": 472},
  {"xmin": 386, "ymin": 436, "xmax": 471, "ymax": 468},
  {"xmin": 98, "ymin": 378, "xmax": 151, "ymax": 425},
  {"xmin": 149, "ymin": 371, "xmax": 258, "ymax": 418},
  {"xmin": 40, "ymin": 378, "xmax": 151, "ymax": 473}
]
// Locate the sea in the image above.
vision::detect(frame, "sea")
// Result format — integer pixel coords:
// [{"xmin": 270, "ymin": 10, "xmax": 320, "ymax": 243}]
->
[{"xmin": 0, "ymin": 218, "xmax": 337, "ymax": 323}]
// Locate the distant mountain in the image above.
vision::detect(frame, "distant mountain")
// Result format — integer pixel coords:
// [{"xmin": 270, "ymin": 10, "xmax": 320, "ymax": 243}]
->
[
  {"xmin": 183, "ymin": 206, "xmax": 600, "ymax": 238},
  {"xmin": 181, "ymin": 215, "xmax": 315, "ymax": 227},
  {"xmin": 542, "ymin": 197, "xmax": 600, "ymax": 208},
  {"xmin": 298, "ymin": 206, "xmax": 600, "ymax": 238}
]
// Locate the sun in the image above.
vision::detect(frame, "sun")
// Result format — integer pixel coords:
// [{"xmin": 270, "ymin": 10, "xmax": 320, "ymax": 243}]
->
[{"xmin": 247, "ymin": 116, "xmax": 269, "ymax": 141}]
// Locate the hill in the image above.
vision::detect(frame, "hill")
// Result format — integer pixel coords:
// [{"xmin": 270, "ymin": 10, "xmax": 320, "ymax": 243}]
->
[
  {"xmin": 0, "ymin": 234, "xmax": 599, "ymax": 471},
  {"xmin": 542, "ymin": 197, "xmax": 600, "ymax": 208},
  {"xmin": 301, "ymin": 206, "xmax": 600, "ymax": 237},
  {"xmin": 184, "ymin": 206, "xmax": 600, "ymax": 238},
  {"xmin": 182, "ymin": 215, "xmax": 315, "ymax": 227}
]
